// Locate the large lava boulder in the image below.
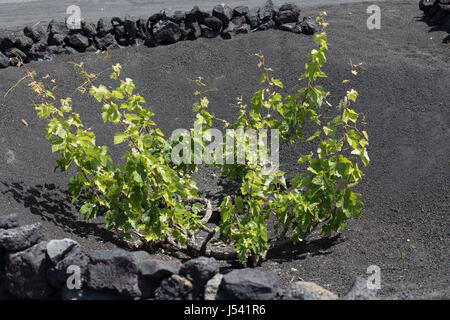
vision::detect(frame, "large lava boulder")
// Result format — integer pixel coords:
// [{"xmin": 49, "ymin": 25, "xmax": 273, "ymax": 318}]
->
[
  {"xmin": 258, "ymin": 0, "xmax": 276, "ymax": 23},
  {"xmin": 64, "ymin": 33, "xmax": 90, "ymax": 52},
  {"xmin": 202, "ymin": 16, "xmax": 223, "ymax": 32},
  {"xmin": 94, "ymin": 33, "xmax": 117, "ymax": 50},
  {"xmin": 0, "ymin": 223, "xmax": 42, "ymax": 252},
  {"xmin": 179, "ymin": 256, "xmax": 219, "ymax": 294},
  {"xmin": 213, "ymin": 4, "xmax": 233, "ymax": 25},
  {"xmin": 86, "ymin": 249, "xmax": 156, "ymax": 299},
  {"xmin": 46, "ymin": 242, "xmax": 90, "ymax": 289},
  {"xmin": 4, "ymin": 241, "xmax": 55, "ymax": 299},
  {"xmin": 217, "ymin": 268, "xmax": 281, "ymax": 300},
  {"xmin": 299, "ymin": 17, "xmax": 319, "ymax": 35},
  {"xmin": 153, "ymin": 20, "xmax": 181, "ymax": 44},
  {"xmin": 276, "ymin": 3, "xmax": 301, "ymax": 25},
  {"xmin": 97, "ymin": 18, "xmax": 113, "ymax": 37}
]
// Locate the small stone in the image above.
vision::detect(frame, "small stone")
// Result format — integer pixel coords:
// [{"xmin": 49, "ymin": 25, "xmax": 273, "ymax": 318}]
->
[
  {"xmin": 258, "ymin": 0, "xmax": 275, "ymax": 22},
  {"xmin": 46, "ymin": 238, "xmax": 78, "ymax": 264},
  {"xmin": 82, "ymin": 22, "xmax": 97, "ymax": 38},
  {"xmin": 299, "ymin": 17, "xmax": 319, "ymax": 35},
  {"xmin": 14, "ymin": 33, "xmax": 33, "ymax": 53},
  {"xmin": 233, "ymin": 6, "xmax": 249, "ymax": 17},
  {"xmin": 204, "ymin": 273, "xmax": 223, "ymax": 300},
  {"xmin": 94, "ymin": 33, "xmax": 117, "ymax": 50},
  {"xmin": 246, "ymin": 9, "xmax": 260, "ymax": 29},
  {"xmin": 285, "ymin": 281, "xmax": 338, "ymax": 300},
  {"xmin": 0, "ymin": 223, "xmax": 42, "ymax": 252},
  {"xmin": 155, "ymin": 275, "xmax": 194, "ymax": 300},
  {"xmin": 23, "ymin": 26, "xmax": 42, "ymax": 42},
  {"xmin": 124, "ymin": 17, "xmax": 138, "ymax": 39},
  {"xmin": 153, "ymin": 20, "xmax": 181, "ymax": 44},
  {"xmin": 136, "ymin": 18, "xmax": 148, "ymax": 38},
  {"xmin": 97, "ymin": 18, "xmax": 113, "ymax": 37},
  {"xmin": 48, "ymin": 33, "xmax": 65, "ymax": 46},
  {"xmin": 213, "ymin": 4, "xmax": 233, "ymax": 25},
  {"xmin": 64, "ymin": 33, "xmax": 90, "ymax": 52},
  {"xmin": 48, "ymin": 20, "xmax": 69, "ymax": 36},
  {"xmin": 0, "ymin": 214, "xmax": 19, "ymax": 229},
  {"xmin": 202, "ymin": 16, "xmax": 223, "ymax": 32},
  {"xmin": 276, "ymin": 3, "xmax": 300, "ymax": 25}
]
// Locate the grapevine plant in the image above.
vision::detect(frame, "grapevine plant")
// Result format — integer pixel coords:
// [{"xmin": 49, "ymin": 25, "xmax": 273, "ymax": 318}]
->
[{"xmin": 20, "ymin": 13, "xmax": 370, "ymax": 263}]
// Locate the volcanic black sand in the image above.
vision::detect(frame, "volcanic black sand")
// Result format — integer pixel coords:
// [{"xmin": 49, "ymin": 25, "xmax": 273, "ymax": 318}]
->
[{"xmin": 0, "ymin": 1, "xmax": 448, "ymax": 299}]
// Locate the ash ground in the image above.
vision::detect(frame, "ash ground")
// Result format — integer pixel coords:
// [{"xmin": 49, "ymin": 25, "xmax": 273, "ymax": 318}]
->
[{"xmin": 0, "ymin": 1, "xmax": 449, "ymax": 299}]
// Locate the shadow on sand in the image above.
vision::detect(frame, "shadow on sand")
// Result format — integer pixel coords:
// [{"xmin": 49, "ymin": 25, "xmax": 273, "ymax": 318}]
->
[{"xmin": 0, "ymin": 181, "xmax": 128, "ymax": 247}]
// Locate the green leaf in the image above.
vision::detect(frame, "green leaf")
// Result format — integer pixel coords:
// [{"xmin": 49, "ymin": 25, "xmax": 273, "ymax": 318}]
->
[
  {"xmin": 297, "ymin": 154, "xmax": 312, "ymax": 164},
  {"xmin": 343, "ymin": 108, "xmax": 358, "ymax": 124},
  {"xmin": 102, "ymin": 103, "xmax": 121, "ymax": 123},
  {"xmin": 80, "ymin": 202, "xmax": 97, "ymax": 220},
  {"xmin": 307, "ymin": 130, "xmax": 321, "ymax": 141},
  {"xmin": 90, "ymin": 85, "xmax": 110, "ymax": 102},
  {"xmin": 114, "ymin": 132, "xmax": 128, "ymax": 145},
  {"xmin": 360, "ymin": 148, "xmax": 370, "ymax": 166},
  {"xmin": 272, "ymin": 78, "xmax": 283, "ymax": 88}
]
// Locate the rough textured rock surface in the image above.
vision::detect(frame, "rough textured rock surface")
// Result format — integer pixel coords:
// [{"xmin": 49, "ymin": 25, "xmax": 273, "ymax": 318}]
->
[
  {"xmin": 284, "ymin": 281, "xmax": 339, "ymax": 300},
  {"xmin": 0, "ymin": 223, "xmax": 43, "ymax": 252},
  {"xmin": 46, "ymin": 244, "xmax": 90, "ymax": 289},
  {"xmin": 0, "ymin": 3, "xmax": 319, "ymax": 69},
  {"xmin": 64, "ymin": 33, "xmax": 90, "ymax": 52},
  {"xmin": 94, "ymin": 33, "xmax": 117, "ymax": 50},
  {"xmin": 217, "ymin": 268, "xmax": 280, "ymax": 300},
  {"xmin": 213, "ymin": 4, "xmax": 233, "ymax": 25},
  {"xmin": 87, "ymin": 249, "xmax": 153, "ymax": 299},
  {"xmin": 138, "ymin": 259, "xmax": 181, "ymax": 280},
  {"xmin": 46, "ymin": 238, "xmax": 78, "ymax": 265},
  {"xmin": 179, "ymin": 256, "xmax": 219, "ymax": 290},
  {"xmin": 299, "ymin": 16, "xmax": 319, "ymax": 35},
  {"xmin": 204, "ymin": 273, "xmax": 224, "ymax": 300},
  {"xmin": 154, "ymin": 275, "xmax": 194, "ymax": 300},
  {"xmin": 276, "ymin": 3, "xmax": 300, "ymax": 25},
  {"xmin": 0, "ymin": 214, "xmax": 19, "ymax": 229},
  {"xmin": 4, "ymin": 241, "xmax": 55, "ymax": 299},
  {"xmin": 153, "ymin": 20, "xmax": 181, "ymax": 44}
]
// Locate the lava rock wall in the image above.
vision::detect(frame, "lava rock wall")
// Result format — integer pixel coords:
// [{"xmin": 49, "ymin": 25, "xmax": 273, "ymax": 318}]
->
[
  {"xmin": 0, "ymin": 213, "xmax": 386, "ymax": 300},
  {"xmin": 0, "ymin": 1, "xmax": 319, "ymax": 69}
]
